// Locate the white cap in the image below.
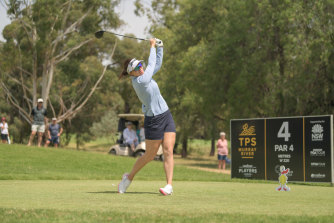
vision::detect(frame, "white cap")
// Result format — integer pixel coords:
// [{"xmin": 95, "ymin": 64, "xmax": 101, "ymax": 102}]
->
[
  {"xmin": 52, "ymin": 117, "xmax": 57, "ymax": 121},
  {"xmin": 220, "ymin": 132, "xmax": 226, "ymax": 136},
  {"xmin": 126, "ymin": 121, "xmax": 133, "ymax": 125},
  {"xmin": 127, "ymin": 58, "xmax": 143, "ymax": 73},
  {"xmin": 37, "ymin": 98, "xmax": 43, "ymax": 103}
]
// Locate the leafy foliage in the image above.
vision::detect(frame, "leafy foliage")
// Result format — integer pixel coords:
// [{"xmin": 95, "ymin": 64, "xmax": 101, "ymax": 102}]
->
[{"xmin": 139, "ymin": 0, "xmax": 334, "ymax": 155}]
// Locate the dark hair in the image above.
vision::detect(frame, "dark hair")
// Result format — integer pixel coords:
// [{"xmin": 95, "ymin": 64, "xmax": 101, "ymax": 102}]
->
[{"xmin": 119, "ymin": 58, "xmax": 132, "ymax": 79}]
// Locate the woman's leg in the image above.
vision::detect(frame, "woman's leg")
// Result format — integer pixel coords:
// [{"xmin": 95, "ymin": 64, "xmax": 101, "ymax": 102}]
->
[
  {"xmin": 162, "ymin": 132, "xmax": 176, "ymax": 185},
  {"xmin": 127, "ymin": 139, "xmax": 162, "ymax": 181},
  {"xmin": 218, "ymin": 160, "xmax": 222, "ymax": 169},
  {"xmin": 222, "ymin": 160, "xmax": 226, "ymax": 170}
]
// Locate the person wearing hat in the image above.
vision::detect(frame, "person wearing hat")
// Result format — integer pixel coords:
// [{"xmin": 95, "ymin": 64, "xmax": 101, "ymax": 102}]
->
[
  {"xmin": 123, "ymin": 122, "xmax": 139, "ymax": 153},
  {"xmin": 217, "ymin": 132, "xmax": 229, "ymax": 170},
  {"xmin": 27, "ymin": 98, "xmax": 47, "ymax": 147},
  {"xmin": 118, "ymin": 38, "xmax": 176, "ymax": 196},
  {"xmin": 0, "ymin": 117, "xmax": 9, "ymax": 144},
  {"xmin": 45, "ymin": 117, "xmax": 63, "ymax": 148}
]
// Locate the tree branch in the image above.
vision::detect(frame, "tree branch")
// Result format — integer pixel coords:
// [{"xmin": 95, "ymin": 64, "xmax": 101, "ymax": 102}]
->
[
  {"xmin": 48, "ymin": 98, "xmax": 56, "ymax": 118},
  {"xmin": 54, "ymin": 38, "xmax": 93, "ymax": 65},
  {"xmin": 17, "ymin": 66, "xmax": 33, "ymax": 76},
  {"xmin": 51, "ymin": 7, "xmax": 92, "ymax": 47},
  {"xmin": 1, "ymin": 81, "xmax": 32, "ymax": 124},
  {"xmin": 57, "ymin": 40, "xmax": 118, "ymax": 122},
  {"xmin": 7, "ymin": 74, "xmax": 31, "ymax": 94}
]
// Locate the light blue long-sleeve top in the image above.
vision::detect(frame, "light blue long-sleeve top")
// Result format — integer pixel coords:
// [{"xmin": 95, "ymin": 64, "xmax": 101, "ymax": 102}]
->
[{"xmin": 131, "ymin": 47, "xmax": 169, "ymax": 117}]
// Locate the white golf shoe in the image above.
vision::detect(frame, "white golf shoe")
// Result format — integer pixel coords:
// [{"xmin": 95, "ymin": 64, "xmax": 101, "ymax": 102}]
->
[
  {"xmin": 118, "ymin": 173, "xmax": 131, "ymax": 193},
  {"xmin": 159, "ymin": 184, "xmax": 173, "ymax": 195}
]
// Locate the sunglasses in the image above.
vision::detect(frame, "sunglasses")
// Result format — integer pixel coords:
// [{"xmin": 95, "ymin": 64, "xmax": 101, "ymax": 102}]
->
[{"xmin": 134, "ymin": 63, "xmax": 143, "ymax": 71}]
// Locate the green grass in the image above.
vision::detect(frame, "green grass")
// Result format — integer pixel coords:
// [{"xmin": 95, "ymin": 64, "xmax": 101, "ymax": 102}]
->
[
  {"xmin": 65, "ymin": 135, "xmax": 117, "ymax": 152},
  {"xmin": 1, "ymin": 143, "xmax": 334, "ymax": 222},
  {"xmin": 1, "ymin": 180, "xmax": 334, "ymax": 222},
  {"xmin": 0, "ymin": 144, "xmax": 229, "ymax": 181}
]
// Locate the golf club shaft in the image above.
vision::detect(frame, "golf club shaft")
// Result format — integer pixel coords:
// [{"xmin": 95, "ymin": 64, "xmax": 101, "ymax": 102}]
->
[{"xmin": 104, "ymin": 31, "xmax": 149, "ymax": 41}]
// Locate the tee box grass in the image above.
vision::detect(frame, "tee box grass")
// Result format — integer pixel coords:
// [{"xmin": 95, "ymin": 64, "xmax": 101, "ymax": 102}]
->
[{"xmin": 0, "ymin": 144, "xmax": 334, "ymax": 223}]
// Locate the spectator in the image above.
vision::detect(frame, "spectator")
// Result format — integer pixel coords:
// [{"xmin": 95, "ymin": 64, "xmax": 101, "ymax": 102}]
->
[
  {"xmin": 27, "ymin": 98, "xmax": 47, "ymax": 147},
  {"xmin": 0, "ymin": 117, "xmax": 9, "ymax": 144},
  {"xmin": 139, "ymin": 125, "xmax": 145, "ymax": 142},
  {"xmin": 217, "ymin": 132, "xmax": 228, "ymax": 170},
  {"xmin": 45, "ymin": 117, "xmax": 63, "ymax": 148},
  {"xmin": 123, "ymin": 122, "xmax": 138, "ymax": 152},
  {"xmin": 137, "ymin": 122, "xmax": 145, "ymax": 143}
]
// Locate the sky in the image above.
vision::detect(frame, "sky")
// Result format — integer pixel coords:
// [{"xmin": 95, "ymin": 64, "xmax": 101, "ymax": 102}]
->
[{"xmin": 0, "ymin": 0, "xmax": 151, "ymax": 42}]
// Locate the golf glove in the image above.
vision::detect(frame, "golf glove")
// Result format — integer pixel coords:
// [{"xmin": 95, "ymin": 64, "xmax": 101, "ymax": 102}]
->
[{"xmin": 155, "ymin": 38, "xmax": 163, "ymax": 47}]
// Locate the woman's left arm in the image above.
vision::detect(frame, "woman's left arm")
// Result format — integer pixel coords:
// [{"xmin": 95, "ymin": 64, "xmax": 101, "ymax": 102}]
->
[
  {"xmin": 135, "ymin": 39, "xmax": 157, "ymax": 84},
  {"xmin": 153, "ymin": 47, "xmax": 163, "ymax": 75}
]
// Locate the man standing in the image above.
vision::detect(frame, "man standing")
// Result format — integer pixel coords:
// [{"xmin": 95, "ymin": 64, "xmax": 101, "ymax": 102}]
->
[
  {"xmin": 45, "ymin": 117, "xmax": 63, "ymax": 148},
  {"xmin": 27, "ymin": 98, "xmax": 47, "ymax": 147}
]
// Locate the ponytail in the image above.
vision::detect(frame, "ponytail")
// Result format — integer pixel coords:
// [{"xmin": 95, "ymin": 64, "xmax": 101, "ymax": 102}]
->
[{"xmin": 119, "ymin": 58, "xmax": 132, "ymax": 79}]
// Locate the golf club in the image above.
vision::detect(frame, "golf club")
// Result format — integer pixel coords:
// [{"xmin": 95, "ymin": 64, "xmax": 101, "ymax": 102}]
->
[{"xmin": 95, "ymin": 30, "xmax": 149, "ymax": 41}]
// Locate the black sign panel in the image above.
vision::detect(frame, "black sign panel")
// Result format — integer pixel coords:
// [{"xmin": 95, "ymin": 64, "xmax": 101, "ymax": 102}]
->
[
  {"xmin": 305, "ymin": 116, "xmax": 332, "ymax": 182},
  {"xmin": 266, "ymin": 118, "xmax": 304, "ymax": 181},
  {"xmin": 231, "ymin": 115, "xmax": 333, "ymax": 183},
  {"xmin": 231, "ymin": 119, "xmax": 265, "ymax": 179}
]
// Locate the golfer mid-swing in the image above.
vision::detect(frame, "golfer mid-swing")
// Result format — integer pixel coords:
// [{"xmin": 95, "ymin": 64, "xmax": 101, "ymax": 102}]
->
[{"xmin": 118, "ymin": 38, "xmax": 176, "ymax": 195}]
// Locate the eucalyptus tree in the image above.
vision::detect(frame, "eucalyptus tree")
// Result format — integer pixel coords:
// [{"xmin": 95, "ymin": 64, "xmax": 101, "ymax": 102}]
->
[{"xmin": 0, "ymin": 0, "xmax": 121, "ymax": 124}]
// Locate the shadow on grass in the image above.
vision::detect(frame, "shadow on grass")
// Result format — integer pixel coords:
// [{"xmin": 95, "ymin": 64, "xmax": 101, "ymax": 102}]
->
[
  {"xmin": 87, "ymin": 191, "xmax": 160, "ymax": 195},
  {"xmin": 86, "ymin": 143, "xmax": 111, "ymax": 149},
  {"xmin": 181, "ymin": 157, "xmax": 211, "ymax": 162},
  {"xmin": 188, "ymin": 163, "xmax": 231, "ymax": 170}
]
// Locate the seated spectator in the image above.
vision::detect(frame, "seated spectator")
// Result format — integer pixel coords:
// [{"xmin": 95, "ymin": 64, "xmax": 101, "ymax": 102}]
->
[
  {"xmin": 45, "ymin": 117, "xmax": 63, "ymax": 148},
  {"xmin": 136, "ymin": 122, "xmax": 145, "ymax": 143},
  {"xmin": 123, "ymin": 122, "xmax": 138, "ymax": 152},
  {"xmin": 0, "ymin": 117, "xmax": 9, "ymax": 144},
  {"xmin": 139, "ymin": 124, "xmax": 145, "ymax": 142}
]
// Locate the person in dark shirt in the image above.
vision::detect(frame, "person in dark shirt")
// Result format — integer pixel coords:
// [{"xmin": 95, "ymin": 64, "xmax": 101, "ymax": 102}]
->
[
  {"xmin": 27, "ymin": 98, "xmax": 47, "ymax": 147},
  {"xmin": 45, "ymin": 117, "xmax": 63, "ymax": 148}
]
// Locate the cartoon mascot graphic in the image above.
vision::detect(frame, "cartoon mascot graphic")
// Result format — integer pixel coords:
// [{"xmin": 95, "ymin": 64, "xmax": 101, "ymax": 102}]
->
[{"xmin": 276, "ymin": 165, "xmax": 290, "ymax": 191}]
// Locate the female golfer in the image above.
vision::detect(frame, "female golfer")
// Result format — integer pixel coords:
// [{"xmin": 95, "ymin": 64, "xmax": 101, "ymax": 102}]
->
[{"xmin": 118, "ymin": 38, "xmax": 176, "ymax": 195}]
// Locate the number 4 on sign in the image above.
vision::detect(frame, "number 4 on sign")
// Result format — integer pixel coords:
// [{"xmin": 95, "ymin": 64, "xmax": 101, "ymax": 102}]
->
[
  {"xmin": 289, "ymin": 145, "xmax": 294, "ymax": 151},
  {"xmin": 278, "ymin": 122, "xmax": 291, "ymax": 142}
]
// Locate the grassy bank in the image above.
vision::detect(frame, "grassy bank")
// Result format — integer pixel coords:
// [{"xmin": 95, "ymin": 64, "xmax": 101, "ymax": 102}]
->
[{"xmin": 0, "ymin": 144, "xmax": 229, "ymax": 181}]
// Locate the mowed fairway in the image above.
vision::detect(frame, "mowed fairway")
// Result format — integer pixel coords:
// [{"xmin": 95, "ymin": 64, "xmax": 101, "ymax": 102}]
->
[{"xmin": 1, "ymin": 145, "xmax": 334, "ymax": 222}]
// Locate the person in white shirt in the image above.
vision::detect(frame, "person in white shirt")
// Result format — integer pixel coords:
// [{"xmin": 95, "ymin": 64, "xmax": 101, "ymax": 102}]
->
[
  {"xmin": 0, "ymin": 117, "xmax": 9, "ymax": 144},
  {"xmin": 123, "ymin": 122, "xmax": 138, "ymax": 152}
]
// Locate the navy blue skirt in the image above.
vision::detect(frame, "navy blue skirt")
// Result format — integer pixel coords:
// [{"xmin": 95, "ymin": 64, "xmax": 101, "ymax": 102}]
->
[{"xmin": 144, "ymin": 110, "xmax": 176, "ymax": 140}]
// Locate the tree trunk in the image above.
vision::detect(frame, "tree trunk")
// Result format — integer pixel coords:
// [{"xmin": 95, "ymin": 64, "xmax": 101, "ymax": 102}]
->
[
  {"xmin": 210, "ymin": 137, "xmax": 215, "ymax": 156},
  {"xmin": 181, "ymin": 137, "xmax": 188, "ymax": 158},
  {"xmin": 76, "ymin": 134, "xmax": 80, "ymax": 150}
]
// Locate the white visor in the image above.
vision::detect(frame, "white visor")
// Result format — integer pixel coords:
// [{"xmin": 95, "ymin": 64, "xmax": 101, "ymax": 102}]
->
[{"xmin": 127, "ymin": 58, "xmax": 143, "ymax": 74}]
